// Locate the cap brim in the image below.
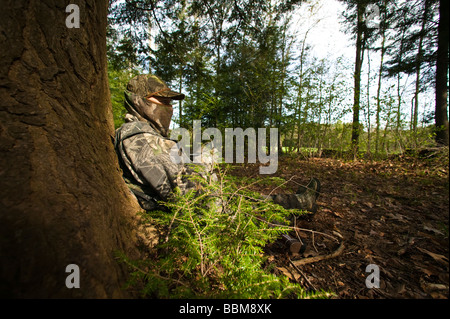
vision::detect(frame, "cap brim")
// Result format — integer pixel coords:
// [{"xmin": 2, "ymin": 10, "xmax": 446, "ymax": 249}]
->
[{"xmin": 154, "ymin": 90, "xmax": 185, "ymax": 100}]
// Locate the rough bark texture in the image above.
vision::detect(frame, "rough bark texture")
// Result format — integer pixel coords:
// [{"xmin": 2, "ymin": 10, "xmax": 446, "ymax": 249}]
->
[{"xmin": 0, "ymin": 0, "xmax": 144, "ymax": 298}]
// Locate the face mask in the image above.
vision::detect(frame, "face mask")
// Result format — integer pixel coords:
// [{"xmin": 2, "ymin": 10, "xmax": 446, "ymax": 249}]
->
[
  {"xmin": 145, "ymin": 100, "xmax": 173, "ymax": 136},
  {"xmin": 124, "ymin": 90, "xmax": 173, "ymax": 136}
]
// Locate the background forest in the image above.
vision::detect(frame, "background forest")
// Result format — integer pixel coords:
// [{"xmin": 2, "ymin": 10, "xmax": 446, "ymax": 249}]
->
[{"xmin": 107, "ymin": 0, "xmax": 448, "ymax": 158}]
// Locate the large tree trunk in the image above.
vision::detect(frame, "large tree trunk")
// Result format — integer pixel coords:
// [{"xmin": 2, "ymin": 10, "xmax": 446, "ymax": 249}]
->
[
  {"xmin": 435, "ymin": 0, "xmax": 449, "ymax": 146},
  {"xmin": 0, "ymin": 0, "xmax": 144, "ymax": 298}
]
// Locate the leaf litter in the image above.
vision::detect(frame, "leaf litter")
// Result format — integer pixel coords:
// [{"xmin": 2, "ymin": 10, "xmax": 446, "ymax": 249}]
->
[{"xmin": 229, "ymin": 154, "xmax": 449, "ymax": 299}]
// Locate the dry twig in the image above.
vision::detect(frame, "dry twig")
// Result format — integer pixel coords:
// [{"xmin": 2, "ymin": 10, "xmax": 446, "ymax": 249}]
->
[
  {"xmin": 291, "ymin": 242, "xmax": 345, "ymax": 267},
  {"xmin": 289, "ymin": 259, "xmax": 318, "ymax": 291}
]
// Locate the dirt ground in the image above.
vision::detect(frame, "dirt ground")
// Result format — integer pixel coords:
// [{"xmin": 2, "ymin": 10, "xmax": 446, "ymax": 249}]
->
[{"xmin": 228, "ymin": 153, "xmax": 449, "ymax": 299}]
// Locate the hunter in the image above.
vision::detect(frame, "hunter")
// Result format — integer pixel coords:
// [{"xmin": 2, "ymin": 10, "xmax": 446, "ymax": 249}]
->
[{"xmin": 114, "ymin": 74, "xmax": 321, "ymax": 214}]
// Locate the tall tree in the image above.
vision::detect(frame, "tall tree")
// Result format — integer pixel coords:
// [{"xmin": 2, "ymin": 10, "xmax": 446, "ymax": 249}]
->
[
  {"xmin": 384, "ymin": 0, "xmax": 444, "ymax": 146},
  {"xmin": 351, "ymin": 1, "xmax": 366, "ymax": 155},
  {"xmin": 435, "ymin": 0, "xmax": 449, "ymax": 145},
  {"xmin": 292, "ymin": 2, "xmax": 323, "ymax": 153},
  {"xmin": 340, "ymin": 0, "xmax": 377, "ymax": 155},
  {"xmin": 413, "ymin": 0, "xmax": 432, "ymax": 138},
  {"xmin": 0, "ymin": 0, "xmax": 144, "ymax": 298},
  {"xmin": 375, "ymin": 0, "xmax": 389, "ymax": 154}
]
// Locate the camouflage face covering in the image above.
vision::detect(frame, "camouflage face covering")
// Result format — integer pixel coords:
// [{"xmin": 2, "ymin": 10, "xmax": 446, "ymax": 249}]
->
[
  {"xmin": 124, "ymin": 74, "xmax": 185, "ymax": 136},
  {"xmin": 124, "ymin": 90, "xmax": 174, "ymax": 137}
]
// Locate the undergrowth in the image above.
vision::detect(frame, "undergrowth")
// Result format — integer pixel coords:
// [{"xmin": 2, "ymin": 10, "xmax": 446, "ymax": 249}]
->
[{"xmin": 118, "ymin": 164, "xmax": 330, "ymax": 299}]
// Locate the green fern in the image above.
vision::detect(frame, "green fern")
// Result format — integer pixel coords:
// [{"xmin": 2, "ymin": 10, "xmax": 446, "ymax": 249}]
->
[{"xmin": 119, "ymin": 164, "xmax": 329, "ymax": 299}]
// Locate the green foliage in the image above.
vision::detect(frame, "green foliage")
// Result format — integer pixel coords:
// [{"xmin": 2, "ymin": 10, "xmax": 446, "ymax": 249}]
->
[
  {"xmin": 118, "ymin": 165, "xmax": 327, "ymax": 299},
  {"xmin": 108, "ymin": 67, "xmax": 141, "ymax": 129},
  {"xmin": 107, "ymin": 0, "xmax": 445, "ymax": 157}
]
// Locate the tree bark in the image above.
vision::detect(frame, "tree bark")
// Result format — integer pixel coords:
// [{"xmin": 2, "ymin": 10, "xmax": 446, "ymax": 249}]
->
[
  {"xmin": 435, "ymin": 0, "xmax": 449, "ymax": 146},
  {"xmin": 412, "ymin": 0, "xmax": 431, "ymax": 146},
  {"xmin": 295, "ymin": 35, "xmax": 308, "ymax": 154},
  {"xmin": 352, "ymin": 2, "xmax": 365, "ymax": 156},
  {"xmin": 375, "ymin": 0, "xmax": 387, "ymax": 154},
  {"xmin": 0, "ymin": 0, "xmax": 144, "ymax": 298}
]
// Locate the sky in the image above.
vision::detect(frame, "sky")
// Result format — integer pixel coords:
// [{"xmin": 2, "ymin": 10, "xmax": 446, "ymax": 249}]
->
[
  {"xmin": 290, "ymin": 0, "xmax": 354, "ymax": 61},
  {"xmin": 289, "ymin": 0, "xmax": 436, "ymax": 126}
]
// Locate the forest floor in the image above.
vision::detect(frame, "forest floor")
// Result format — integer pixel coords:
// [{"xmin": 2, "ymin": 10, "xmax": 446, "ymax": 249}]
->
[{"xmin": 228, "ymin": 151, "xmax": 449, "ymax": 299}]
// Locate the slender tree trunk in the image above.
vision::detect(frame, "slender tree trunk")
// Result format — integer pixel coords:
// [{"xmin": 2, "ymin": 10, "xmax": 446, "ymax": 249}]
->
[
  {"xmin": 295, "ymin": 34, "xmax": 309, "ymax": 153},
  {"xmin": 382, "ymin": 102, "xmax": 393, "ymax": 155},
  {"xmin": 435, "ymin": 0, "xmax": 449, "ymax": 145},
  {"xmin": 352, "ymin": 3, "xmax": 365, "ymax": 157},
  {"xmin": 413, "ymin": 0, "xmax": 431, "ymax": 147},
  {"xmin": 316, "ymin": 74, "xmax": 324, "ymax": 154},
  {"xmin": 322, "ymin": 82, "xmax": 335, "ymax": 157},
  {"xmin": 366, "ymin": 50, "xmax": 372, "ymax": 154},
  {"xmin": 297, "ymin": 86, "xmax": 311, "ymax": 153},
  {"xmin": 375, "ymin": 5, "xmax": 387, "ymax": 154},
  {"xmin": 0, "ymin": 0, "xmax": 143, "ymax": 298},
  {"xmin": 396, "ymin": 72, "xmax": 405, "ymax": 153},
  {"xmin": 179, "ymin": 70, "xmax": 183, "ymax": 127},
  {"xmin": 395, "ymin": 27, "xmax": 407, "ymax": 153},
  {"xmin": 278, "ymin": 26, "xmax": 289, "ymax": 155}
]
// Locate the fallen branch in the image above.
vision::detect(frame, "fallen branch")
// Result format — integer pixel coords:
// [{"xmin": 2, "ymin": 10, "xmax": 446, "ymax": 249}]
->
[
  {"xmin": 289, "ymin": 259, "xmax": 317, "ymax": 291},
  {"xmin": 291, "ymin": 242, "xmax": 345, "ymax": 267}
]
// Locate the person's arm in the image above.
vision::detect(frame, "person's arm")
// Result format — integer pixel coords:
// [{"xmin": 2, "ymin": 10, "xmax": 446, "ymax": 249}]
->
[{"xmin": 122, "ymin": 133, "xmax": 179, "ymax": 200}]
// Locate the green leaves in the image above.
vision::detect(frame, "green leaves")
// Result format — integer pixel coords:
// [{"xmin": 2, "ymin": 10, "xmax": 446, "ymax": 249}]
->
[
  {"xmin": 119, "ymin": 165, "xmax": 320, "ymax": 299},
  {"xmin": 108, "ymin": 68, "xmax": 142, "ymax": 129}
]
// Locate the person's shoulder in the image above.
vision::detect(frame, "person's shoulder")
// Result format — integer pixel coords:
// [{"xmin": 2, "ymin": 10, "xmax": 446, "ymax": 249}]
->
[{"xmin": 116, "ymin": 120, "xmax": 159, "ymax": 141}]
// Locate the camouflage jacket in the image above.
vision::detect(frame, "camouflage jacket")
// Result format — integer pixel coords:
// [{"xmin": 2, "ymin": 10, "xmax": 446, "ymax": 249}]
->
[{"xmin": 115, "ymin": 116, "xmax": 199, "ymax": 210}]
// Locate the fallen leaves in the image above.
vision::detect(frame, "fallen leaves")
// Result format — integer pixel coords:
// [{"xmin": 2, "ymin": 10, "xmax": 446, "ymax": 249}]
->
[
  {"xmin": 417, "ymin": 247, "xmax": 449, "ymax": 266},
  {"xmin": 423, "ymin": 225, "xmax": 446, "ymax": 236},
  {"xmin": 322, "ymin": 208, "xmax": 344, "ymax": 218},
  {"xmin": 420, "ymin": 278, "xmax": 449, "ymax": 299},
  {"xmin": 230, "ymin": 156, "xmax": 449, "ymax": 299}
]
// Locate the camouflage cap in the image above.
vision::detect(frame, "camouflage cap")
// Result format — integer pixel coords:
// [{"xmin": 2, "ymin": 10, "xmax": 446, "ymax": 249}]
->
[{"xmin": 127, "ymin": 74, "xmax": 185, "ymax": 100}]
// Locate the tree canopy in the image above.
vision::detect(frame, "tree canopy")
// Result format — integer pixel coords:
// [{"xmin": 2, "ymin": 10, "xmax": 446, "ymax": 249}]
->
[{"xmin": 108, "ymin": 0, "xmax": 449, "ymax": 153}]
